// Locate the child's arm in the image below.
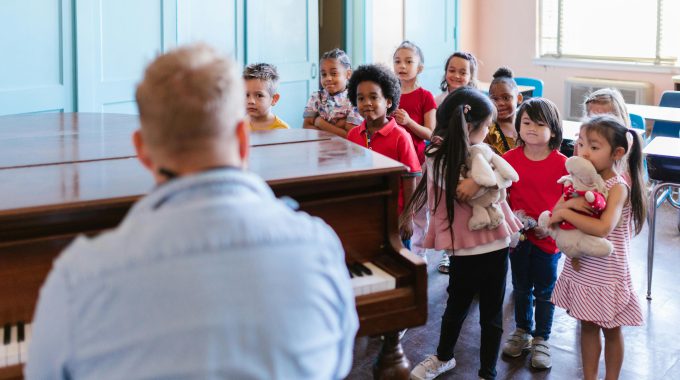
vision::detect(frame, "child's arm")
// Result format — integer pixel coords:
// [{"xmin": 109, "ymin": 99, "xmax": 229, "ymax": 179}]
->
[
  {"xmin": 549, "ymin": 183, "xmax": 627, "ymax": 237},
  {"xmin": 393, "ymin": 108, "xmax": 435, "ymax": 140},
  {"xmin": 303, "ymin": 117, "xmax": 317, "ymax": 130},
  {"xmin": 456, "ymin": 178, "xmax": 481, "ymax": 202},
  {"xmin": 552, "ymin": 196, "xmax": 595, "ymax": 215},
  {"xmin": 312, "ymin": 117, "xmax": 348, "ymax": 138},
  {"xmin": 400, "ymin": 176, "xmax": 417, "ymax": 240}
]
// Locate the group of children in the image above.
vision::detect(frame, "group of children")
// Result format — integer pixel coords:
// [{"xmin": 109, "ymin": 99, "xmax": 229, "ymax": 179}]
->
[{"xmin": 241, "ymin": 42, "xmax": 647, "ymax": 380}]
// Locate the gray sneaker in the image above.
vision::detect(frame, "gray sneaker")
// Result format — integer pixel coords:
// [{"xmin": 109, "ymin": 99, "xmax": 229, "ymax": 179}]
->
[
  {"xmin": 502, "ymin": 328, "xmax": 532, "ymax": 357},
  {"xmin": 410, "ymin": 354, "xmax": 456, "ymax": 380},
  {"xmin": 531, "ymin": 337, "xmax": 552, "ymax": 369}
]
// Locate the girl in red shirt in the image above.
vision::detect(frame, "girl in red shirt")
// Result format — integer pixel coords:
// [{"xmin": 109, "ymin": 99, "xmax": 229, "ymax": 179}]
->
[{"xmin": 392, "ymin": 41, "xmax": 437, "ymax": 260}]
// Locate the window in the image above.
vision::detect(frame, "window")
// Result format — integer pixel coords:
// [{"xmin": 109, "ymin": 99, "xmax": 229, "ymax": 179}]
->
[{"xmin": 539, "ymin": 0, "xmax": 680, "ymax": 66}]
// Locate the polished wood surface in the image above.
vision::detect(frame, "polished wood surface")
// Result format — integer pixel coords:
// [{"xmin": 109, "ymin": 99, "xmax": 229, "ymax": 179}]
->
[
  {"xmin": 627, "ymin": 103, "xmax": 680, "ymax": 123},
  {"xmin": 0, "ymin": 112, "xmax": 333, "ymax": 169},
  {"xmin": 0, "ymin": 115, "xmax": 427, "ymax": 379}
]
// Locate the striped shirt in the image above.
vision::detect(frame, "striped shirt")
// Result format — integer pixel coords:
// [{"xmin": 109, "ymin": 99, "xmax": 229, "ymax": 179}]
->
[{"xmin": 551, "ymin": 175, "xmax": 643, "ymax": 328}]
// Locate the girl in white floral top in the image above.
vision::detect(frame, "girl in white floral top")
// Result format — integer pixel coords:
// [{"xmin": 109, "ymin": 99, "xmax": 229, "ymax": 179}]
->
[{"xmin": 303, "ymin": 49, "xmax": 362, "ymax": 138}]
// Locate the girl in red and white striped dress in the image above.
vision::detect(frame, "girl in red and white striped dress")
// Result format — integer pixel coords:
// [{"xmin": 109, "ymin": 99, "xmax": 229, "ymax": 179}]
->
[{"xmin": 549, "ymin": 115, "xmax": 647, "ymax": 380}]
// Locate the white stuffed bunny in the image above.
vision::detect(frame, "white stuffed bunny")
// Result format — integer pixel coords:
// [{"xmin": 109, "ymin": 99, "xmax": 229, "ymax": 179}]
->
[{"xmin": 464, "ymin": 144, "xmax": 519, "ymax": 231}]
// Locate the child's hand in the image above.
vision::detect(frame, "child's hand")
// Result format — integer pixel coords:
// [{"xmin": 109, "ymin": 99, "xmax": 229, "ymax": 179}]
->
[
  {"xmin": 456, "ymin": 178, "xmax": 481, "ymax": 202},
  {"xmin": 393, "ymin": 109, "xmax": 411, "ymax": 126},
  {"xmin": 399, "ymin": 216, "xmax": 414, "ymax": 241},
  {"xmin": 548, "ymin": 209, "xmax": 565, "ymax": 225},
  {"xmin": 313, "ymin": 116, "xmax": 323, "ymax": 129},
  {"xmin": 534, "ymin": 226, "xmax": 550, "ymax": 239},
  {"xmin": 565, "ymin": 197, "xmax": 594, "ymax": 215}
]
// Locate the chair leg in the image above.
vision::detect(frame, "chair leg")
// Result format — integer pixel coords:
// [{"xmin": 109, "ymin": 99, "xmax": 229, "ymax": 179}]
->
[{"xmin": 647, "ymin": 183, "xmax": 670, "ymax": 300}]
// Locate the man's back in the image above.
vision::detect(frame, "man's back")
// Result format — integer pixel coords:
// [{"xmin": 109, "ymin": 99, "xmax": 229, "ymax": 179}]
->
[{"xmin": 26, "ymin": 169, "xmax": 358, "ymax": 380}]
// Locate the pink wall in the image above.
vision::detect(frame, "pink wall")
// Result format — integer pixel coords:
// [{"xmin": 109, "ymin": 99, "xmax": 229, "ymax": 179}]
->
[{"xmin": 458, "ymin": 0, "xmax": 677, "ymax": 114}]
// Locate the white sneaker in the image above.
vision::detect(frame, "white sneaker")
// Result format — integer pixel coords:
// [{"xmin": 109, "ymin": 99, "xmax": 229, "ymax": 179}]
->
[
  {"xmin": 502, "ymin": 328, "xmax": 532, "ymax": 357},
  {"xmin": 410, "ymin": 354, "xmax": 456, "ymax": 380},
  {"xmin": 531, "ymin": 337, "xmax": 552, "ymax": 369}
]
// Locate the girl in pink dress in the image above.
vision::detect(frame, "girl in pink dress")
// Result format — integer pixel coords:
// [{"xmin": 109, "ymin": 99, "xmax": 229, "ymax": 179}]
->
[
  {"xmin": 550, "ymin": 115, "xmax": 647, "ymax": 380},
  {"xmin": 404, "ymin": 87, "xmax": 521, "ymax": 380}
]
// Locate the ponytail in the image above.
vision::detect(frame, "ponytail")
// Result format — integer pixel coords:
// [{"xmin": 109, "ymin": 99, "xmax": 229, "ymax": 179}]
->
[
  {"xmin": 401, "ymin": 87, "xmax": 494, "ymax": 232},
  {"xmin": 626, "ymin": 129, "xmax": 647, "ymax": 235}
]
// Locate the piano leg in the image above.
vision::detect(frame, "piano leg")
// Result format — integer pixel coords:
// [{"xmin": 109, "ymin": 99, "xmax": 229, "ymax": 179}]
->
[{"xmin": 372, "ymin": 331, "xmax": 410, "ymax": 380}]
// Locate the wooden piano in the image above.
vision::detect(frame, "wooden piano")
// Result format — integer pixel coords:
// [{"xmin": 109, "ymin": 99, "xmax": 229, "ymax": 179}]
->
[{"xmin": 0, "ymin": 113, "xmax": 427, "ymax": 379}]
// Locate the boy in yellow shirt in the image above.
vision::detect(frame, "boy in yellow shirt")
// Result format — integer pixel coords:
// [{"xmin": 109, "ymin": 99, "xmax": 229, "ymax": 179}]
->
[{"xmin": 243, "ymin": 63, "xmax": 290, "ymax": 130}]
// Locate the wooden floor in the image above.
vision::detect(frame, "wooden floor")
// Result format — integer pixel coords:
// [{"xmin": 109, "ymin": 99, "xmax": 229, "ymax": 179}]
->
[{"xmin": 348, "ymin": 203, "xmax": 680, "ymax": 379}]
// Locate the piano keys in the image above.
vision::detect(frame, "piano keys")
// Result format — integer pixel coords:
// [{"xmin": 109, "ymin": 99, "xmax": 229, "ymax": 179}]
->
[
  {"xmin": 0, "ymin": 113, "xmax": 427, "ymax": 380},
  {"xmin": 1, "ymin": 323, "xmax": 30, "ymax": 367},
  {"xmin": 347, "ymin": 262, "xmax": 397, "ymax": 297}
]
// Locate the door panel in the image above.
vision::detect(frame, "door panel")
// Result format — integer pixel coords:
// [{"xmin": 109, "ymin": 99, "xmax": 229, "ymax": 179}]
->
[
  {"xmin": 177, "ymin": 0, "xmax": 243, "ymax": 59},
  {"xmin": 246, "ymin": 0, "xmax": 318, "ymax": 129},
  {"xmin": 0, "ymin": 0, "xmax": 74, "ymax": 115},
  {"xmin": 76, "ymin": 0, "xmax": 176, "ymax": 114},
  {"xmin": 404, "ymin": 0, "xmax": 457, "ymax": 95}
]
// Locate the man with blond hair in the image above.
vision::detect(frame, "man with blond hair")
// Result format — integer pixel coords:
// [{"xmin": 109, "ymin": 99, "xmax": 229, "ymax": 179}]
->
[{"xmin": 26, "ymin": 44, "xmax": 358, "ymax": 380}]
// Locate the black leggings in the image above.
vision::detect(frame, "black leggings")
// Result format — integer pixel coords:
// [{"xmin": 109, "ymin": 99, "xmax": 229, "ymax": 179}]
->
[{"xmin": 436, "ymin": 247, "xmax": 509, "ymax": 380}]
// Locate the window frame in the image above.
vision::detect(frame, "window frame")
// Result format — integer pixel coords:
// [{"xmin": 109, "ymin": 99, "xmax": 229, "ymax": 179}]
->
[{"xmin": 538, "ymin": 0, "xmax": 678, "ymax": 68}]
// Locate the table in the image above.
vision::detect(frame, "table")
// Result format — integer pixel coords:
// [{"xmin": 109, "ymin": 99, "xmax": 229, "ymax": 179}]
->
[
  {"xmin": 627, "ymin": 104, "xmax": 680, "ymax": 124},
  {"xmin": 643, "ymin": 136, "xmax": 680, "ymax": 300}
]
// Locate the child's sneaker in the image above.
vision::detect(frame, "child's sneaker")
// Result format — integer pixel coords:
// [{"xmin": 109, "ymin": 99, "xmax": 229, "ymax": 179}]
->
[
  {"xmin": 530, "ymin": 337, "xmax": 552, "ymax": 369},
  {"xmin": 410, "ymin": 354, "xmax": 456, "ymax": 380},
  {"xmin": 502, "ymin": 328, "xmax": 532, "ymax": 357},
  {"xmin": 437, "ymin": 253, "xmax": 450, "ymax": 274}
]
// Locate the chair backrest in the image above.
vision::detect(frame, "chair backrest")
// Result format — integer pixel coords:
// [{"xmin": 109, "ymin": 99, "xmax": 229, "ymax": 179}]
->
[
  {"xmin": 652, "ymin": 91, "xmax": 680, "ymax": 138},
  {"xmin": 629, "ymin": 113, "xmax": 645, "ymax": 130},
  {"xmin": 514, "ymin": 77, "xmax": 544, "ymax": 98}
]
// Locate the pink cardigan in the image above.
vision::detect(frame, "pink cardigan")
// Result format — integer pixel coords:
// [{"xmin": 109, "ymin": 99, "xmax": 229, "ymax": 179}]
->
[{"xmin": 423, "ymin": 161, "xmax": 522, "ymax": 252}]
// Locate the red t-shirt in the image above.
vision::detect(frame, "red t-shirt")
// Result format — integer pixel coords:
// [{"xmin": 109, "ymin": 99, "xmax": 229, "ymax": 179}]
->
[
  {"xmin": 503, "ymin": 147, "xmax": 568, "ymax": 254},
  {"xmin": 347, "ymin": 118, "xmax": 422, "ymax": 213},
  {"xmin": 398, "ymin": 87, "xmax": 437, "ymax": 163}
]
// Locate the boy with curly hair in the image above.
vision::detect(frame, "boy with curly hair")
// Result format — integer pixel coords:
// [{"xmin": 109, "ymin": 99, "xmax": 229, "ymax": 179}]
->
[{"xmin": 346, "ymin": 64, "xmax": 421, "ymax": 245}]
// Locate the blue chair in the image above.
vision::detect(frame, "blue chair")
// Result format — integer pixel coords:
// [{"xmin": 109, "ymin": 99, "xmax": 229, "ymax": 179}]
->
[
  {"xmin": 651, "ymin": 91, "xmax": 680, "ymax": 138},
  {"xmin": 515, "ymin": 77, "xmax": 544, "ymax": 98},
  {"xmin": 629, "ymin": 112, "xmax": 645, "ymax": 131},
  {"xmin": 629, "ymin": 113, "xmax": 649, "ymax": 180}
]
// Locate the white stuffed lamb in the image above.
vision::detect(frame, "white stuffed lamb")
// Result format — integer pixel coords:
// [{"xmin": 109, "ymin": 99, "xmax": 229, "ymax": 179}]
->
[{"xmin": 465, "ymin": 144, "xmax": 519, "ymax": 231}]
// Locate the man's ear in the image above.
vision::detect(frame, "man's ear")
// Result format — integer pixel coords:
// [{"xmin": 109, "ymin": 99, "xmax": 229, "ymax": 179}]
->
[
  {"xmin": 271, "ymin": 93, "xmax": 280, "ymax": 106},
  {"xmin": 517, "ymin": 93, "xmax": 524, "ymax": 104},
  {"xmin": 133, "ymin": 130, "xmax": 154, "ymax": 171},
  {"xmin": 346, "ymin": 68, "xmax": 352, "ymax": 79},
  {"xmin": 387, "ymin": 98, "xmax": 393, "ymax": 110},
  {"xmin": 236, "ymin": 120, "xmax": 249, "ymax": 162}
]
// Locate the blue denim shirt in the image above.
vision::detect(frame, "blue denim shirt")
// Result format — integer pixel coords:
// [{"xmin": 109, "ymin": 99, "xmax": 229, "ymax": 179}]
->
[{"xmin": 26, "ymin": 169, "xmax": 358, "ymax": 380}]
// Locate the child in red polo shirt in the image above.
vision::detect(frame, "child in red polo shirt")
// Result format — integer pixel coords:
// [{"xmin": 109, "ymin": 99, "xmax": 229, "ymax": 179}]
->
[{"xmin": 346, "ymin": 64, "xmax": 422, "ymax": 247}]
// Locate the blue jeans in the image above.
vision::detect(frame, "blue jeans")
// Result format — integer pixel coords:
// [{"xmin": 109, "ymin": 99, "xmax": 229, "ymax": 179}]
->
[{"xmin": 509, "ymin": 240, "xmax": 561, "ymax": 340}]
